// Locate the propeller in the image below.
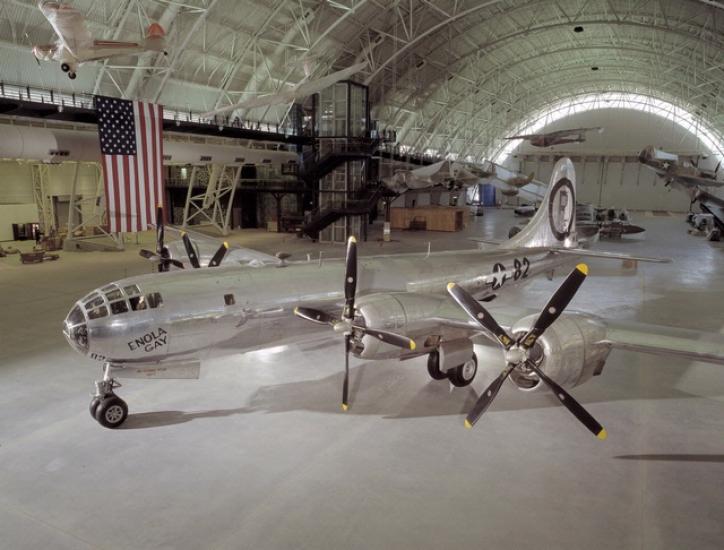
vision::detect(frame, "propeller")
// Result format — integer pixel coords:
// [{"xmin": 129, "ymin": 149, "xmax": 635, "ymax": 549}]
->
[
  {"xmin": 446, "ymin": 263, "xmax": 607, "ymax": 440},
  {"xmin": 139, "ymin": 206, "xmax": 229, "ymax": 270},
  {"xmin": 293, "ymin": 236, "xmax": 416, "ymax": 411},
  {"xmin": 180, "ymin": 231, "xmax": 229, "ymax": 269},
  {"xmin": 139, "ymin": 206, "xmax": 184, "ymax": 271}
]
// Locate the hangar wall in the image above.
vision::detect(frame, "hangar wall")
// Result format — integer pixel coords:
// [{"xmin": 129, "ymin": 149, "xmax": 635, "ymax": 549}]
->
[{"xmin": 516, "ymin": 155, "xmax": 688, "ymax": 211}]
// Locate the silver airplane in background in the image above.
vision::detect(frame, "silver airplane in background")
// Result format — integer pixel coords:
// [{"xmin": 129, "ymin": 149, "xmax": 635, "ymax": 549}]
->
[
  {"xmin": 505, "ymin": 127, "xmax": 604, "ymax": 148},
  {"xmin": 64, "ymin": 159, "xmax": 724, "ymax": 436}
]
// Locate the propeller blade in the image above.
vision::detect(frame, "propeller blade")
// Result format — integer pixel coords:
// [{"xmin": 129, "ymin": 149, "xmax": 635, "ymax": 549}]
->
[
  {"xmin": 208, "ymin": 242, "xmax": 229, "ymax": 267},
  {"xmin": 525, "ymin": 361, "xmax": 606, "ymax": 439},
  {"xmin": 464, "ymin": 363, "xmax": 516, "ymax": 428},
  {"xmin": 519, "ymin": 263, "xmax": 588, "ymax": 349},
  {"xmin": 447, "ymin": 282, "xmax": 514, "ymax": 349},
  {"xmin": 360, "ymin": 327, "xmax": 416, "ymax": 351},
  {"xmin": 343, "ymin": 236, "xmax": 357, "ymax": 319},
  {"xmin": 167, "ymin": 258, "xmax": 185, "ymax": 269},
  {"xmin": 139, "ymin": 249, "xmax": 158, "ymax": 260},
  {"xmin": 181, "ymin": 233, "xmax": 201, "ymax": 268},
  {"xmin": 342, "ymin": 334, "xmax": 351, "ymax": 411},
  {"xmin": 293, "ymin": 307, "xmax": 337, "ymax": 326},
  {"xmin": 155, "ymin": 206, "xmax": 164, "ymax": 256},
  {"xmin": 715, "ymin": 160, "xmax": 722, "ymax": 175}
]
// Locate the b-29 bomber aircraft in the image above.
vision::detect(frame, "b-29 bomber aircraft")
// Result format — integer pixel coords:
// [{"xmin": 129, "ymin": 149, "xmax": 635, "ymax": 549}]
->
[{"xmin": 63, "ymin": 159, "xmax": 724, "ymax": 434}]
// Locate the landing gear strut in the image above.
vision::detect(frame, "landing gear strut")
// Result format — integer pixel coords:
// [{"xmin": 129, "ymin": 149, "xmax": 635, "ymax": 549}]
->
[
  {"xmin": 91, "ymin": 364, "xmax": 128, "ymax": 428},
  {"xmin": 427, "ymin": 351, "xmax": 478, "ymax": 387}
]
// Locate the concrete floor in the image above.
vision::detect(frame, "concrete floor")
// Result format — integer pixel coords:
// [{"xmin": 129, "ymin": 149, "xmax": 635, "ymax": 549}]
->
[{"xmin": 1, "ymin": 209, "xmax": 723, "ymax": 550}]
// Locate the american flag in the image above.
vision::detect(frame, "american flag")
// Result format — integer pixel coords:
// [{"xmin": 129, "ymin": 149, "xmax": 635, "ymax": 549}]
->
[{"xmin": 96, "ymin": 95, "xmax": 164, "ymax": 233}]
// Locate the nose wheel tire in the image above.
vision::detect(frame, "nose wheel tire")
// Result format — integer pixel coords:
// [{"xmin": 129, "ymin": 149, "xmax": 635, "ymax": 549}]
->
[
  {"xmin": 89, "ymin": 396, "xmax": 102, "ymax": 418},
  {"xmin": 68, "ymin": 71, "xmax": 77, "ymax": 80},
  {"xmin": 61, "ymin": 62, "xmax": 70, "ymax": 72},
  {"xmin": 448, "ymin": 355, "xmax": 478, "ymax": 387},
  {"xmin": 427, "ymin": 351, "xmax": 448, "ymax": 380},
  {"xmin": 94, "ymin": 395, "xmax": 128, "ymax": 429}
]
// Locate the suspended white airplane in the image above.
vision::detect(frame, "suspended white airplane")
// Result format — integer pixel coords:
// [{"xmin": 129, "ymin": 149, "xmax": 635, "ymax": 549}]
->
[
  {"xmin": 33, "ymin": 1, "xmax": 167, "ymax": 79},
  {"xmin": 200, "ymin": 62, "xmax": 369, "ymax": 118}
]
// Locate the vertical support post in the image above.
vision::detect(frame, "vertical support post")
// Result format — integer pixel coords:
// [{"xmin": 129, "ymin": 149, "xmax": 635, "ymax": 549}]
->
[
  {"xmin": 66, "ymin": 162, "xmax": 80, "ymax": 236},
  {"xmin": 182, "ymin": 165, "xmax": 198, "ymax": 229},
  {"xmin": 222, "ymin": 165, "xmax": 242, "ymax": 235}
]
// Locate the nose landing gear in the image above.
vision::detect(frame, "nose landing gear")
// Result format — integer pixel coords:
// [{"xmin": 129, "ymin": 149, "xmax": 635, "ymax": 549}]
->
[{"xmin": 90, "ymin": 364, "xmax": 128, "ymax": 428}]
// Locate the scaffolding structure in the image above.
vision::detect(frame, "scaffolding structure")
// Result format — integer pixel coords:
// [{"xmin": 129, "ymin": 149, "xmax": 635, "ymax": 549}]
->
[{"xmin": 181, "ymin": 164, "xmax": 243, "ymax": 235}]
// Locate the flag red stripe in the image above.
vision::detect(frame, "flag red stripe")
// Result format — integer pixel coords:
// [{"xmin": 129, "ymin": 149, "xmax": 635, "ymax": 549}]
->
[
  {"xmin": 138, "ymin": 102, "xmax": 152, "ymax": 228},
  {"xmin": 123, "ymin": 155, "xmax": 132, "ymax": 233},
  {"xmin": 149, "ymin": 103, "xmax": 160, "ymax": 220},
  {"xmin": 111, "ymin": 156, "xmax": 121, "ymax": 232}
]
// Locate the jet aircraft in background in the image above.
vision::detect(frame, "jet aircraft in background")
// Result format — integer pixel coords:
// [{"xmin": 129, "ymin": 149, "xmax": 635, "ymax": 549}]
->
[
  {"xmin": 63, "ymin": 158, "xmax": 724, "ymax": 438},
  {"xmin": 33, "ymin": 1, "xmax": 167, "ymax": 79},
  {"xmin": 506, "ymin": 127, "xmax": 604, "ymax": 148}
]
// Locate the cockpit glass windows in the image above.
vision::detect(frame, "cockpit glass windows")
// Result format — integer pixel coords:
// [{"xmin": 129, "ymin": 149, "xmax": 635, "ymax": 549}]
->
[
  {"xmin": 67, "ymin": 305, "xmax": 85, "ymax": 326},
  {"xmin": 105, "ymin": 289, "xmax": 123, "ymax": 301},
  {"xmin": 129, "ymin": 296, "xmax": 147, "ymax": 311},
  {"xmin": 110, "ymin": 300, "xmax": 129, "ymax": 315},
  {"xmin": 124, "ymin": 284, "xmax": 141, "ymax": 297},
  {"xmin": 84, "ymin": 295, "xmax": 104, "ymax": 310},
  {"xmin": 101, "ymin": 285, "xmax": 115, "ymax": 292},
  {"xmin": 88, "ymin": 306, "xmax": 108, "ymax": 320},
  {"xmin": 147, "ymin": 292, "xmax": 163, "ymax": 309}
]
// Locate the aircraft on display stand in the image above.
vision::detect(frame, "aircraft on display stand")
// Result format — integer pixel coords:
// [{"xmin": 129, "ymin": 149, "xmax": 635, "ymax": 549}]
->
[
  {"xmin": 505, "ymin": 127, "xmax": 604, "ymax": 148},
  {"xmin": 63, "ymin": 159, "xmax": 724, "ymax": 435},
  {"xmin": 639, "ymin": 146, "xmax": 724, "ymax": 239},
  {"xmin": 32, "ymin": 1, "xmax": 167, "ymax": 79}
]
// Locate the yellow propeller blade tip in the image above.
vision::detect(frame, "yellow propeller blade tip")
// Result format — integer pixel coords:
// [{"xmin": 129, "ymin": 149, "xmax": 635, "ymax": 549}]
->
[
  {"xmin": 447, "ymin": 282, "xmax": 456, "ymax": 291},
  {"xmin": 341, "ymin": 403, "xmax": 349, "ymax": 411},
  {"xmin": 348, "ymin": 236, "xmax": 357, "ymax": 244},
  {"xmin": 597, "ymin": 428, "xmax": 608, "ymax": 440},
  {"xmin": 223, "ymin": 242, "xmax": 229, "ymax": 248},
  {"xmin": 409, "ymin": 340, "xmax": 416, "ymax": 351},
  {"xmin": 464, "ymin": 419, "xmax": 473, "ymax": 429},
  {"xmin": 576, "ymin": 263, "xmax": 589, "ymax": 275},
  {"xmin": 293, "ymin": 307, "xmax": 299, "ymax": 315}
]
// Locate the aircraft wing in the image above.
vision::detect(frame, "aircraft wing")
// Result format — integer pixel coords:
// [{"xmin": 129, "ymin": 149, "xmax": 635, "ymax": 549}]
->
[
  {"xmin": 201, "ymin": 62, "xmax": 367, "ymax": 117},
  {"xmin": 422, "ymin": 301, "xmax": 724, "ymax": 366},
  {"xmin": 161, "ymin": 225, "xmax": 281, "ymax": 267},
  {"xmin": 39, "ymin": 1, "xmax": 93, "ymax": 55},
  {"xmin": 675, "ymin": 174, "xmax": 724, "ymax": 188}
]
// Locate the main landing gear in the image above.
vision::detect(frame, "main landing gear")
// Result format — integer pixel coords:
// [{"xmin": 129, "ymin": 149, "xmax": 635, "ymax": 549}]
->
[
  {"xmin": 60, "ymin": 62, "xmax": 77, "ymax": 79},
  {"xmin": 90, "ymin": 364, "xmax": 128, "ymax": 428},
  {"xmin": 427, "ymin": 350, "xmax": 478, "ymax": 387}
]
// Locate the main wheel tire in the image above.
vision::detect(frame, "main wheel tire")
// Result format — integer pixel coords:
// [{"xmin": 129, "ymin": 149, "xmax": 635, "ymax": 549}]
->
[
  {"xmin": 508, "ymin": 226, "xmax": 521, "ymax": 238},
  {"xmin": 95, "ymin": 395, "xmax": 128, "ymax": 429},
  {"xmin": 89, "ymin": 396, "xmax": 102, "ymax": 418},
  {"xmin": 68, "ymin": 72, "xmax": 77, "ymax": 80},
  {"xmin": 448, "ymin": 355, "xmax": 478, "ymax": 387},
  {"xmin": 61, "ymin": 62, "xmax": 70, "ymax": 72},
  {"xmin": 427, "ymin": 351, "xmax": 447, "ymax": 380}
]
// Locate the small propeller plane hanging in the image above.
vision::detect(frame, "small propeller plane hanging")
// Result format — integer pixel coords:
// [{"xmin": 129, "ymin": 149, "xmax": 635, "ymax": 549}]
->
[{"xmin": 62, "ymin": 159, "xmax": 724, "ymax": 432}]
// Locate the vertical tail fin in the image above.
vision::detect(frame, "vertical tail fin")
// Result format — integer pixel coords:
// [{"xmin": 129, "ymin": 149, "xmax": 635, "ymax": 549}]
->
[{"xmin": 502, "ymin": 157, "xmax": 577, "ymax": 250}]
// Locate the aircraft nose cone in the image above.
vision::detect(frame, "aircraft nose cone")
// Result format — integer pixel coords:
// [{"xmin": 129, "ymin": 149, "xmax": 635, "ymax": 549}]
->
[{"xmin": 63, "ymin": 304, "xmax": 89, "ymax": 355}]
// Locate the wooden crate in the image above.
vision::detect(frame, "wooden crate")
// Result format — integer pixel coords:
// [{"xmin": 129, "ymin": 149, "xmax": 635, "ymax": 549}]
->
[{"xmin": 390, "ymin": 207, "xmax": 466, "ymax": 232}]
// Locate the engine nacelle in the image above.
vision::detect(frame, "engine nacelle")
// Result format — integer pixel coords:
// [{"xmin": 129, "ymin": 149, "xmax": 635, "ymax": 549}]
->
[
  {"xmin": 508, "ymin": 313, "xmax": 610, "ymax": 392},
  {"xmin": 353, "ymin": 293, "xmax": 453, "ymax": 359}
]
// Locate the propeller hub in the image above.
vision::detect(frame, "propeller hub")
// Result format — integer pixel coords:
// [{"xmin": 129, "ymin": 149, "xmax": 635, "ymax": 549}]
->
[{"xmin": 504, "ymin": 346, "xmax": 527, "ymax": 365}]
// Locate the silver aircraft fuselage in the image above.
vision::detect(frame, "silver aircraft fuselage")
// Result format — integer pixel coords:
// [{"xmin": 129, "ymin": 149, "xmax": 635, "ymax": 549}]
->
[{"xmin": 63, "ymin": 248, "xmax": 576, "ymax": 366}]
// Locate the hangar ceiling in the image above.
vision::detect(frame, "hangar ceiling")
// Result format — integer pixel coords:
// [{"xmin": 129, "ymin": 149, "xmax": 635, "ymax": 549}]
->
[{"xmin": 0, "ymin": 0, "xmax": 722, "ymax": 160}]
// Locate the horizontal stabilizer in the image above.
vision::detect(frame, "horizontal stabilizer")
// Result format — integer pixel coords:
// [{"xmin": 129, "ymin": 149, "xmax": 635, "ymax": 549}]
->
[
  {"xmin": 554, "ymin": 248, "xmax": 671, "ymax": 263},
  {"xmin": 601, "ymin": 321, "xmax": 724, "ymax": 366}
]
